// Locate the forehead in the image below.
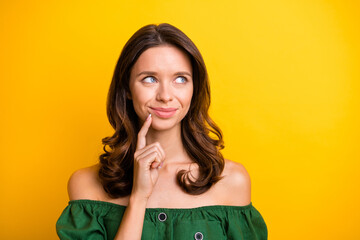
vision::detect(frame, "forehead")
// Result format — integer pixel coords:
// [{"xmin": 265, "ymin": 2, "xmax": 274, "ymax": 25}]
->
[{"xmin": 131, "ymin": 45, "xmax": 192, "ymax": 76}]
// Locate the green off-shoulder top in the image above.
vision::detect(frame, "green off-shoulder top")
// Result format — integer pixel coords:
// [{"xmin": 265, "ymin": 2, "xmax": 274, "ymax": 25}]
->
[{"xmin": 56, "ymin": 199, "xmax": 267, "ymax": 240}]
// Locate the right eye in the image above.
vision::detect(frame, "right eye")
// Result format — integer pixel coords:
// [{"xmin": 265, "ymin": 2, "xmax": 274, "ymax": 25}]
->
[{"xmin": 142, "ymin": 76, "xmax": 157, "ymax": 83}]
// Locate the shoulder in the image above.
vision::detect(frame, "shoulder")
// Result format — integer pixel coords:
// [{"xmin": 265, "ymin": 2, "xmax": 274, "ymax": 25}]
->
[
  {"xmin": 67, "ymin": 164, "xmax": 104, "ymax": 201},
  {"xmin": 223, "ymin": 159, "xmax": 251, "ymax": 185},
  {"xmin": 215, "ymin": 159, "xmax": 251, "ymax": 206}
]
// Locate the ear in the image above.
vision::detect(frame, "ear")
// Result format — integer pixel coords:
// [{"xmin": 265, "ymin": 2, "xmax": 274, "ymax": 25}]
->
[{"xmin": 126, "ymin": 92, "xmax": 132, "ymax": 100}]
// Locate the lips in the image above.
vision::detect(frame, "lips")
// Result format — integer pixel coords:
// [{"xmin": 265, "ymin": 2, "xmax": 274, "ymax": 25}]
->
[{"xmin": 150, "ymin": 107, "xmax": 177, "ymax": 118}]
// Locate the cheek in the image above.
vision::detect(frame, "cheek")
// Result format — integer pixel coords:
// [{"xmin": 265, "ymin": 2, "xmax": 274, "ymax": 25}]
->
[
  {"xmin": 179, "ymin": 88, "xmax": 193, "ymax": 109},
  {"xmin": 132, "ymin": 95, "xmax": 146, "ymax": 109},
  {"xmin": 131, "ymin": 84, "xmax": 147, "ymax": 103},
  {"xmin": 130, "ymin": 88, "xmax": 153, "ymax": 115}
]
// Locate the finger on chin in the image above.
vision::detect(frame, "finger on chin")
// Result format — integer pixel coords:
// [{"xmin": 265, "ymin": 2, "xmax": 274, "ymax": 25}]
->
[{"xmin": 136, "ymin": 114, "xmax": 152, "ymax": 150}]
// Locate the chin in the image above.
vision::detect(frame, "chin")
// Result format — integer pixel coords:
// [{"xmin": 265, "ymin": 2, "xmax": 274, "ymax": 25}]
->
[{"xmin": 150, "ymin": 118, "xmax": 180, "ymax": 131}]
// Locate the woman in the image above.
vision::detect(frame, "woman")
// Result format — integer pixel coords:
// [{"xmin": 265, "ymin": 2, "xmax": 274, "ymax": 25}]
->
[{"xmin": 56, "ymin": 23, "xmax": 267, "ymax": 240}]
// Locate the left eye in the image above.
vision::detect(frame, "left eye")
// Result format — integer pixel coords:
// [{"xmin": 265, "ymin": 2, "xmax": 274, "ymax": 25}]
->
[{"xmin": 175, "ymin": 76, "xmax": 187, "ymax": 83}]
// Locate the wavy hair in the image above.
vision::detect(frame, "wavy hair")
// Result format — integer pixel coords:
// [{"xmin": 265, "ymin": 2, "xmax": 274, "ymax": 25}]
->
[{"xmin": 98, "ymin": 23, "xmax": 225, "ymax": 197}]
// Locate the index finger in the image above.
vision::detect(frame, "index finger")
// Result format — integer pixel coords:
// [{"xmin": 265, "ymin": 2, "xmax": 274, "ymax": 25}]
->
[{"xmin": 136, "ymin": 113, "xmax": 152, "ymax": 150}]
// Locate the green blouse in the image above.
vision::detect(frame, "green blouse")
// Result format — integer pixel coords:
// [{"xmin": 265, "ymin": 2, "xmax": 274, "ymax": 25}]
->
[{"xmin": 56, "ymin": 199, "xmax": 267, "ymax": 240}]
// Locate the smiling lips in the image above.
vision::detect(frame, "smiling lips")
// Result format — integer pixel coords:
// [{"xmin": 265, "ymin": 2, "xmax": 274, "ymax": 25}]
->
[{"xmin": 150, "ymin": 107, "xmax": 177, "ymax": 118}]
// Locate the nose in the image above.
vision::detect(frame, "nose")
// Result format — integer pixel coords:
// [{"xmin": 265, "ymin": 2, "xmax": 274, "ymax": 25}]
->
[{"xmin": 156, "ymin": 81, "xmax": 173, "ymax": 102}]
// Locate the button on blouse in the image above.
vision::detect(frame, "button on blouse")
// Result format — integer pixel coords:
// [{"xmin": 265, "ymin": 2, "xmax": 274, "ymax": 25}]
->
[
  {"xmin": 194, "ymin": 231, "xmax": 204, "ymax": 240},
  {"xmin": 158, "ymin": 212, "xmax": 167, "ymax": 222}
]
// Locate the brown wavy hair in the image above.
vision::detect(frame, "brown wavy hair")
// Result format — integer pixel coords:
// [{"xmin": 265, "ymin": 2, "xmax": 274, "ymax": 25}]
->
[{"xmin": 98, "ymin": 23, "xmax": 225, "ymax": 198}]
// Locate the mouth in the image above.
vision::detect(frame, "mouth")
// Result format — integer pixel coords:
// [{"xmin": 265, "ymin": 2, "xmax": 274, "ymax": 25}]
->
[{"xmin": 149, "ymin": 107, "xmax": 178, "ymax": 118}]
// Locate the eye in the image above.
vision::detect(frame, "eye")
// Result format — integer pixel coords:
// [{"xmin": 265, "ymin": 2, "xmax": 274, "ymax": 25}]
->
[
  {"xmin": 142, "ymin": 76, "xmax": 157, "ymax": 83},
  {"xmin": 174, "ymin": 76, "xmax": 187, "ymax": 84}
]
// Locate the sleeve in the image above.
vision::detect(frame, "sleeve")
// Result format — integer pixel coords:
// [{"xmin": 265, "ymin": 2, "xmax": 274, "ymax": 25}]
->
[
  {"xmin": 226, "ymin": 205, "xmax": 268, "ymax": 240},
  {"xmin": 56, "ymin": 202, "xmax": 106, "ymax": 240}
]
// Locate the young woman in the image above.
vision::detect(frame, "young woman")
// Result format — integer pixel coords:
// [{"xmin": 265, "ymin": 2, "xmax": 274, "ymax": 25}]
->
[{"xmin": 56, "ymin": 23, "xmax": 267, "ymax": 240}]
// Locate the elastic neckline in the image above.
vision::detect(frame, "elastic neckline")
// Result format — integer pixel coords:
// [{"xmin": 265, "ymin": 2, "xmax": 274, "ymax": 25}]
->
[{"xmin": 68, "ymin": 199, "xmax": 253, "ymax": 212}]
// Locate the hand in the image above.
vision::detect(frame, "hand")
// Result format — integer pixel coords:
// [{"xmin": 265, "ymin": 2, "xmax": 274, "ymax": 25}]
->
[{"xmin": 131, "ymin": 114, "xmax": 165, "ymax": 201}]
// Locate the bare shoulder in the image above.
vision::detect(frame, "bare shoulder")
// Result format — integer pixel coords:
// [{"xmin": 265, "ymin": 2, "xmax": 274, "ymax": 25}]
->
[
  {"xmin": 67, "ymin": 163, "xmax": 104, "ymax": 201},
  {"xmin": 215, "ymin": 159, "xmax": 251, "ymax": 206},
  {"xmin": 222, "ymin": 159, "xmax": 251, "ymax": 185}
]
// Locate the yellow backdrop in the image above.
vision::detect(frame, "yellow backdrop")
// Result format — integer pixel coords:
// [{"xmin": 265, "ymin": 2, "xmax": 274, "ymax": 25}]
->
[{"xmin": 1, "ymin": 0, "xmax": 359, "ymax": 239}]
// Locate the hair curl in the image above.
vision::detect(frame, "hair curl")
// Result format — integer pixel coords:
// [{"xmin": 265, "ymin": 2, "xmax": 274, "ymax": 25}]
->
[{"xmin": 98, "ymin": 23, "xmax": 224, "ymax": 198}]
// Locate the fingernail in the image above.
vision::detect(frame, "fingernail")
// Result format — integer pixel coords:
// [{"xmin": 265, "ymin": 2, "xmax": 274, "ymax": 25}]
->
[{"xmin": 146, "ymin": 113, "xmax": 151, "ymax": 121}]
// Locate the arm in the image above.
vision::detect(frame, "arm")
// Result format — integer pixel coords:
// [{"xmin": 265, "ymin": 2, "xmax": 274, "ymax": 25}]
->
[
  {"xmin": 113, "ymin": 195, "xmax": 147, "ymax": 240},
  {"xmin": 114, "ymin": 114, "xmax": 165, "ymax": 240}
]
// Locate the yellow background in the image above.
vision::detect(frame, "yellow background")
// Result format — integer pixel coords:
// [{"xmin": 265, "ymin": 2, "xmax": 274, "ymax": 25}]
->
[{"xmin": 1, "ymin": 0, "xmax": 359, "ymax": 239}]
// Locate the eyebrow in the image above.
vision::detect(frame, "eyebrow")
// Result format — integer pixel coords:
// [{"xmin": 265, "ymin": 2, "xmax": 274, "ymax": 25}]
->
[{"xmin": 136, "ymin": 71, "xmax": 192, "ymax": 78}]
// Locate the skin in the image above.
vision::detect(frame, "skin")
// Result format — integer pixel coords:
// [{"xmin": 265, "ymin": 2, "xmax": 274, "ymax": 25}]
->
[{"xmin": 66, "ymin": 45, "xmax": 252, "ymax": 239}]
